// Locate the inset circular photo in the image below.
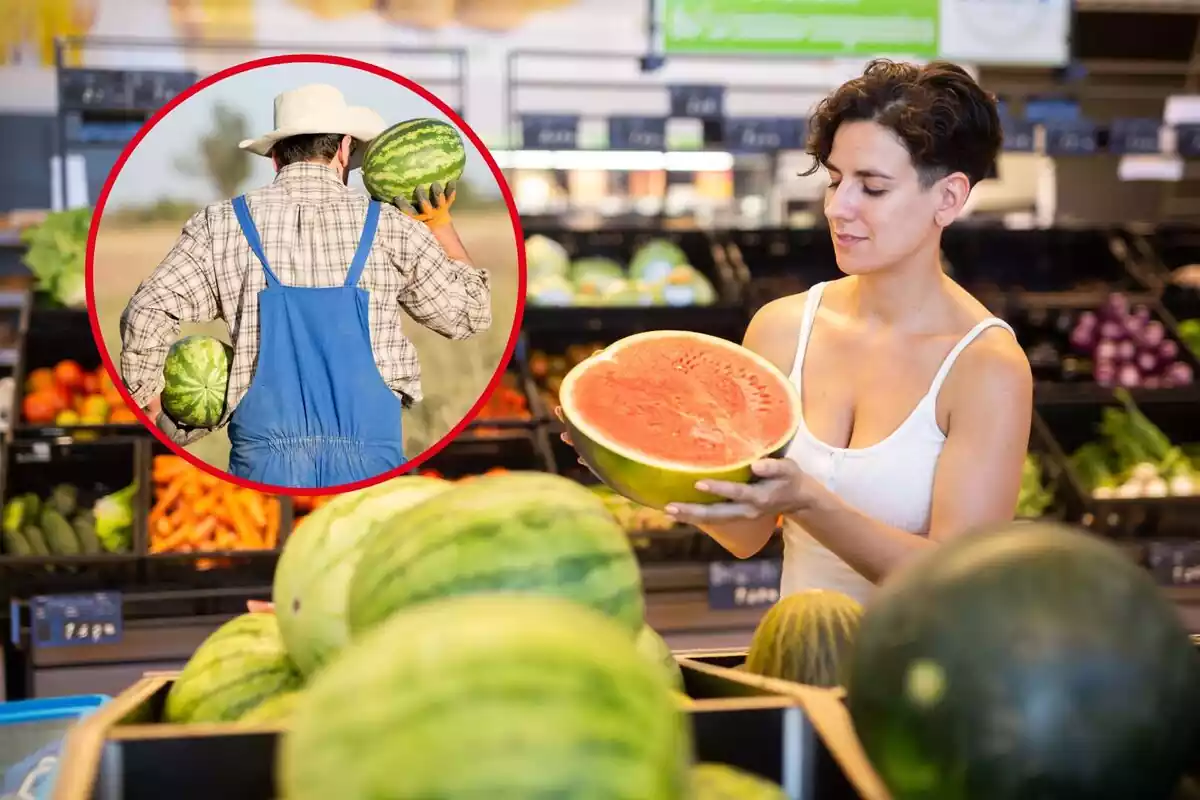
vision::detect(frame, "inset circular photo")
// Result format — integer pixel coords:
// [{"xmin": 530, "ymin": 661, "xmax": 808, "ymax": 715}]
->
[{"xmin": 88, "ymin": 54, "xmax": 524, "ymax": 493}]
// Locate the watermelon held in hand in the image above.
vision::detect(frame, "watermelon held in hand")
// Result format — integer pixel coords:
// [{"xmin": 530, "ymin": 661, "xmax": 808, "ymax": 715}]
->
[
  {"xmin": 162, "ymin": 334, "xmax": 232, "ymax": 429},
  {"xmin": 272, "ymin": 475, "xmax": 452, "ymax": 677},
  {"xmin": 346, "ymin": 471, "xmax": 646, "ymax": 640},
  {"xmin": 280, "ymin": 594, "xmax": 693, "ymax": 800},
  {"xmin": 743, "ymin": 589, "xmax": 863, "ymax": 688},
  {"xmin": 360, "ymin": 118, "xmax": 466, "ymax": 207},
  {"xmin": 847, "ymin": 521, "xmax": 1200, "ymax": 800},
  {"xmin": 164, "ymin": 612, "xmax": 303, "ymax": 724},
  {"xmin": 558, "ymin": 331, "xmax": 803, "ymax": 510}
]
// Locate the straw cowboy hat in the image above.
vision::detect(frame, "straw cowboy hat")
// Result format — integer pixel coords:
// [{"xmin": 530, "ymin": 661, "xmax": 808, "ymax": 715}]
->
[{"xmin": 238, "ymin": 83, "xmax": 387, "ymax": 170}]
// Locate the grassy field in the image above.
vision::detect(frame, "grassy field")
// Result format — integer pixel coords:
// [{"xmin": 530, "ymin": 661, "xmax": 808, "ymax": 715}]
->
[{"xmin": 92, "ymin": 206, "xmax": 521, "ymax": 472}]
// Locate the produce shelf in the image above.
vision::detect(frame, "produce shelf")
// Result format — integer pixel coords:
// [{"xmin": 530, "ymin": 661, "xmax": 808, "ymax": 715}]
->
[
  {"xmin": 1035, "ymin": 392, "xmax": 1200, "ymax": 539},
  {"xmin": 715, "ymin": 228, "xmax": 843, "ymax": 316}
]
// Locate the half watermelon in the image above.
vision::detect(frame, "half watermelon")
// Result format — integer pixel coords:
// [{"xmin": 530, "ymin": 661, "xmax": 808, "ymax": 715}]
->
[{"xmin": 558, "ymin": 330, "xmax": 803, "ymax": 510}]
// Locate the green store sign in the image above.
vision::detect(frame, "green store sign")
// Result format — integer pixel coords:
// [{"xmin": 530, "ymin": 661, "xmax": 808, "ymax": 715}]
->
[{"xmin": 659, "ymin": 0, "xmax": 940, "ymax": 57}]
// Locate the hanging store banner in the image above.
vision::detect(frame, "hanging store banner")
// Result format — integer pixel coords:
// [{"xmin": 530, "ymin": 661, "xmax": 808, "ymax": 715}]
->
[{"xmin": 657, "ymin": 0, "xmax": 1070, "ymax": 66}]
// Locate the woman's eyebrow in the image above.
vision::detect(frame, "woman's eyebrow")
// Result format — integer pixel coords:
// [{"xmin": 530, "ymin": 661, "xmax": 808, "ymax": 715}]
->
[{"xmin": 825, "ymin": 160, "xmax": 894, "ymax": 180}]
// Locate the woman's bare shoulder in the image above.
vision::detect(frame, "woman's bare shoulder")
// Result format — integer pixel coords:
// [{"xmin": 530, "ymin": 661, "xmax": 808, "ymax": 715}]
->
[{"xmin": 743, "ymin": 291, "xmax": 811, "ymax": 376}]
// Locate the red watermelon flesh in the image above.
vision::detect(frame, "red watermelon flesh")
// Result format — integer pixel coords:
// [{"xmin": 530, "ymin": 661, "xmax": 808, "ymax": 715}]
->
[{"xmin": 559, "ymin": 331, "xmax": 802, "ymax": 509}]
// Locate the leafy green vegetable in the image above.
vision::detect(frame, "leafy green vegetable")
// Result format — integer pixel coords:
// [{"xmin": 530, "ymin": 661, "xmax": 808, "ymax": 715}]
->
[
  {"xmin": 19, "ymin": 207, "xmax": 92, "ymax": 308},
  {"xmin": 93, "ymin": 481, "xmax": 137, "ymax": 554},
  {"xmin": 1017, "ymin": 453, "xmax": 1054, "ymax": 518}
]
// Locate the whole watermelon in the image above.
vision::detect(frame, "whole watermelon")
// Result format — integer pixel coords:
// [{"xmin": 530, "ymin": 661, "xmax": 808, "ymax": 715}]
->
[
  {"xmin": 361, "ymin": 118, "xmax": 466, "ymax": 206},
  {"xmin": 690, "ymin": 763, "xmax": 788, "ymax": 799},
  {"xmin": 743, "ymin": 589, "xmax": 862, "ymax": 688},
  {"xmin": 272, "ymin": 475, "xmax": 451, "ymax": 676},
  {"xmin": 164, "ymin": 613, "xmax": 303, "ymax": 724},
  {"xmin": 637, "ymin": 624, "xmax": 684, "ymax": 691},
  {"xmin": 279, "ymin": 593, "xmax": 693, "ymax": 799},
  {"xmin": 346, "ymin": 471, "xmax": 646, "ymax": 639},
  {"xmin": 847, "ymin": 521, "xmax": 1200, "ymax": 800},
  {"xmin": 162, "ymin": 334, "xmax": 232, "ymax": 428}
]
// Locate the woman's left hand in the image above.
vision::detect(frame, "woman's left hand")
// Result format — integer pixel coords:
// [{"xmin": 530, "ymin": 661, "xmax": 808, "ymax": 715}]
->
[{"xmin": 666, "ymin": 458, "xmax": 822, "ymax": 524}]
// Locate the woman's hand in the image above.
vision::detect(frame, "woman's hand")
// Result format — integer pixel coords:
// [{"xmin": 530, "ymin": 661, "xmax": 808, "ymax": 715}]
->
[
  {"xmin": 665, "ymin": 458, "xmax": 823, "ymax": 525},
  {"xmin": 247, "ymin": 600, "xmax": 275, "ymax": 614}
]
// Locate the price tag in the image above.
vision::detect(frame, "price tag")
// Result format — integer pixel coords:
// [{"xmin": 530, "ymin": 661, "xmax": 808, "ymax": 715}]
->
[
  {"xmin": 1176, "ymin": 125, "xmax": 1200, "ymax": 158},
  {"xmin": 707, "ymin": 559, "xmax": 781, "ymax": 610},
  {"xmin": 1044, "ymin": 121, "xmax": 1098, "ymax": 156},
  {"xmin": 1145, "ymin": 541, "xmax": 1200, "ymax": 586},
  {"xmin": 1001, "ymin": 119, "xmax": 1036, "ymax": 152},
  {"xmin": 608, "ymin": 116, "xmax": 667, "ymax": 151},
  {"xmin": 30, "ymin": 592, "xmax": 123, "ymax": 648},
  {"xmin": 668, "ymin": 84, "xmax": 725, "ymax": 120},
  {"xmin": 1023, "ymin": 96, "xmax": 1081, "ymax": 124},
  {"xmin": 724, "ymin": 117, "xmax": 802, "ymax": 153},
  {"xmin": 1107, "ymin": 118, "xmax": 1162, "ymax": 154},
  {"xmin": 520, "ymin": 114, "xmax": 579, "ymax": 150}
]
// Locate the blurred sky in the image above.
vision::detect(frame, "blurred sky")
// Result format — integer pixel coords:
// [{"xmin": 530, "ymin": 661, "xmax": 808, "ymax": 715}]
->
[{"xmin": 105, "ymin": 61, "xmax": 501, "ymax": 209}]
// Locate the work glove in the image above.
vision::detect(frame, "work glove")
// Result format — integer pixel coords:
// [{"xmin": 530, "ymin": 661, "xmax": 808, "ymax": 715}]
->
[{"xmin": 393, "ymin": 180, "xmax": 457, "ymax": 227}]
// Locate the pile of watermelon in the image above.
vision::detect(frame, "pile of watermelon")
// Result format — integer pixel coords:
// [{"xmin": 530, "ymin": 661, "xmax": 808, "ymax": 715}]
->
[{"xmin": 162, "ymin": 471, "xmax": 793, "ymax": 798}]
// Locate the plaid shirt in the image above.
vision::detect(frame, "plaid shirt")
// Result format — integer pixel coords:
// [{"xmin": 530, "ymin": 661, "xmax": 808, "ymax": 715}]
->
[{"xmin": 119, "ymin": 162, "xmax": 492, "ymax": 446}]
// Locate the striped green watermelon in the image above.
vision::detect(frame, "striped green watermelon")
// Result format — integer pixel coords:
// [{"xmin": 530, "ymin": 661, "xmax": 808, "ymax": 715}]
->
[
  {"xmin": 161, "ymin": 334, "xmax": 232, "ymax": 429},
  {"xmin": 346, "ymin": 471, "xmax": 646, "ymax": 640},
  {"xmin": 690, "ymin": 763, "xmax": 788, "ymax": 799},
  {"xmin": 360, "ymin": 117, "xmax": 466, "ymax": 206},
  {"xmin": 238, "ymin": 689, "xmax": 303, "ymax": 725},
  {"xmin": 164, "ymin": 613, "xmax": 303, "ymax": 724},
  {"xmin": 637, "ymin": 624, "xmax": 684, "ymax": 691},
  {"xmin": 272, "ymin": 475, "xmax": 451, "ymax": 676},
  {"xmin": 280, "ymin": 593, "xmax": 693, "ymax": 799},
  {"xmin": 744, "ymin": 589, "xmax": 863, "ymax": 688}
]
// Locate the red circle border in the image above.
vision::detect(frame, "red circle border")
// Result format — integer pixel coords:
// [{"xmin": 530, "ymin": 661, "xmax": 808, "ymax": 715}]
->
[{"xmin": 85, "ymin": 52, "xmax": 528, "ymax": 498}]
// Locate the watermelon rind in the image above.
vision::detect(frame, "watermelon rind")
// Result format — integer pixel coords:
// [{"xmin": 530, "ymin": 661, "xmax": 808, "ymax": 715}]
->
[
  {"xmin": 637, "ymin": 624, "xmax": 685, "ymax": 691},
  {"xmin": 558, "ymin": 330, "xmax": 803, "ymax": 510},
  {"xmin": 345, "ymin": 471, "xmax": 646, "ymax": 639},
  {"xmin": 360, "ymin": 117, "xmax": 466, "ymax": 206},
  {"xmin": 279, "ymin": 593, "xmax": 694, "ymax": 800},
  {"xmin": 161, "ymin": 334, "xmax": 232, "ymax": 429},
  {"xmin": 847, "ymin": 521, "xmax": 1200, "ymax": 800},
  {"xmin": 690, "ymin": 763, "xmax": 789, "ymax": 799},
  {"xmin": 238, "ymin": 689, "xmax": 303, "ymax": 726},
  {"xmin": 743, "ymin": 588, "xmax": 863, "ymax": 688},
  {"xmin": 164, "ymin": 613, "xmax": 303, "ymax": 725},
  {"xmin": 272, "ymin": 475, "xmax": 452, "ymax": 677}
]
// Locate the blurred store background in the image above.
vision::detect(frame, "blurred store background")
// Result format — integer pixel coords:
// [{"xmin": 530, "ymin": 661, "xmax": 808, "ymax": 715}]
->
[{"xmin": 3, "ymin": 0, "xmax": 1200, "ymax": 713}]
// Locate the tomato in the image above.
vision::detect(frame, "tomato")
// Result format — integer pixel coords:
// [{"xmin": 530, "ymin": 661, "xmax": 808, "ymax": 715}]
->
[
  {"xmin": 23, "ymin": 391, "xmax": 60, "ymax": 424},
  {"xmin": 53, "ymin": 360, "xmax": 85, "ymax": 392},
  {"xmin": 24, "ymin": 367, "xmax": 54, "ymax": 394},
  {"xmin": 109, "ymin": 407, "xmax": 138, "ymax": 424},
  {"xmin": 82, "ymin": 373, "xmax": 100, "ymax": 395}
]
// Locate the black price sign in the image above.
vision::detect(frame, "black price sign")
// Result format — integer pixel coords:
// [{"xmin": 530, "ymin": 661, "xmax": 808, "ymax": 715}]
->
[
  {"xmin": 1044, "ymin": 121, "xmax": 1098, "ymax": 156},
  {"xmin": 1145, "ymin": 541, "xmax": 1200, "ymax": 586},
  {"xmin": 1001, "ymin": 119, "xmax": 1036, "ymax": 152},
  {"xmin": 724, "ymin": 117, "xmax": 801, "ymax": 153},
  {"xmin": 31, "ymin": 592, "xmax": 123, "ymax": 648},
  {"xmin": 1176, "ymin": 125, "xmax": 1200, "ymax": 158},
  {"xmin": 668, "ymin": 84, "xmax": 725, "ymax": 120},
  {"xmin": 520, "ymin": 114, "xmax": 579, "ymax": 150},
  {"xmin": 608, "ymin": 116, "xmax": 667, "ymax": 151},
  {"xmin": 1107, "ymin": 118, "xmax": 1162, "ymax": 154},
  {"xmin": 707, "ymin": 559, "xmax": 781, "ymax": 610}
]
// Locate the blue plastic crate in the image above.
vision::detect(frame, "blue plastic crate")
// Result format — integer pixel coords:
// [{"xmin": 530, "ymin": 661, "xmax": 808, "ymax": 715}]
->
[{"xmin": 0, "ymin": 695, "xmax": 110, "ymax": 800}]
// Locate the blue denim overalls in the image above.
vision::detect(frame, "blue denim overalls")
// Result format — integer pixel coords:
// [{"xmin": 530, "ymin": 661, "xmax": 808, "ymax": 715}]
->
[{"xmin": 226, "ymin": 195, "xmax": 406, "ymax": 488}]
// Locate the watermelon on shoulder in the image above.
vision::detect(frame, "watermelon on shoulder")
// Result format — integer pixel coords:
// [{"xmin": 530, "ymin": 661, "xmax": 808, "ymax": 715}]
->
[
  {"xmin": 162, "ymin": 334, "xmax": 232, "ymax": 429},
  {"xmin": 847, "ymin": 521, "xmax": 1200, "ymax": 800},
  {"xmin": 361, "ymin": 118, "xmax": 466, "ymax": 207}
]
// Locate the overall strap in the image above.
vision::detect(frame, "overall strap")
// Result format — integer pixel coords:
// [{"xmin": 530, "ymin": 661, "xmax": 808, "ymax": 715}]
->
[
  {"xmin": 344, "ymin": 200, "xmax": 381, "ymax": 289},
  {"xmin": 231, "ymin": 195, "xmax": 283, "ymax": 289}
]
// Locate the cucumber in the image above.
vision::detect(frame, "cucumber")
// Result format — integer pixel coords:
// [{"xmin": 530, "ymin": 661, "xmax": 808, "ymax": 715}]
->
[
  {"xmin": 23, "ymin": 525, "xmax": 50, "ymax": 557},
  {"xmin": 2, "ymin": 527, "xmax": 32, "ymax": 556},
  {"xmin": 40, "ymin": 508, "xmax": 81, "ymax": 556},
  {"xmin": 72, "ymin": 513, "xmax": 101, "ymax": 555}
]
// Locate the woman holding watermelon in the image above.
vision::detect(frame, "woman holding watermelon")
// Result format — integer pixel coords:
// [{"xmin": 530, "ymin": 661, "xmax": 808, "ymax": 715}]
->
[{"xmin": 562, "ymin": 60, "xmax": 1033, "ymax": 605}]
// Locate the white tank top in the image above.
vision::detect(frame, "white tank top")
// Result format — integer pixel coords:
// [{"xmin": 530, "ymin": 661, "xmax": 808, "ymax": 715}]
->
[{"xmin": 779, "ymin": 282, "xmax": 1016, "ymax": 606}]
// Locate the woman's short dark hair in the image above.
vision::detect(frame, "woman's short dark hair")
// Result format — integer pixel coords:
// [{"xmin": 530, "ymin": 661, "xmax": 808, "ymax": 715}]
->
[
  {"xmin": 802, "ymin": 59, "xmax": 1002, "ymax": 188},
  {"xmin": 271, "ymin": 132, "xmax": 346, "ymax": 166}
]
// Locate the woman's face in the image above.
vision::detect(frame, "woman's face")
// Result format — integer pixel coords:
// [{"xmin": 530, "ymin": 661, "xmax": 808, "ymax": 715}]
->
[{"xmin": 822, "ymin": 120, "xmax": 963, "ymax": 276}]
